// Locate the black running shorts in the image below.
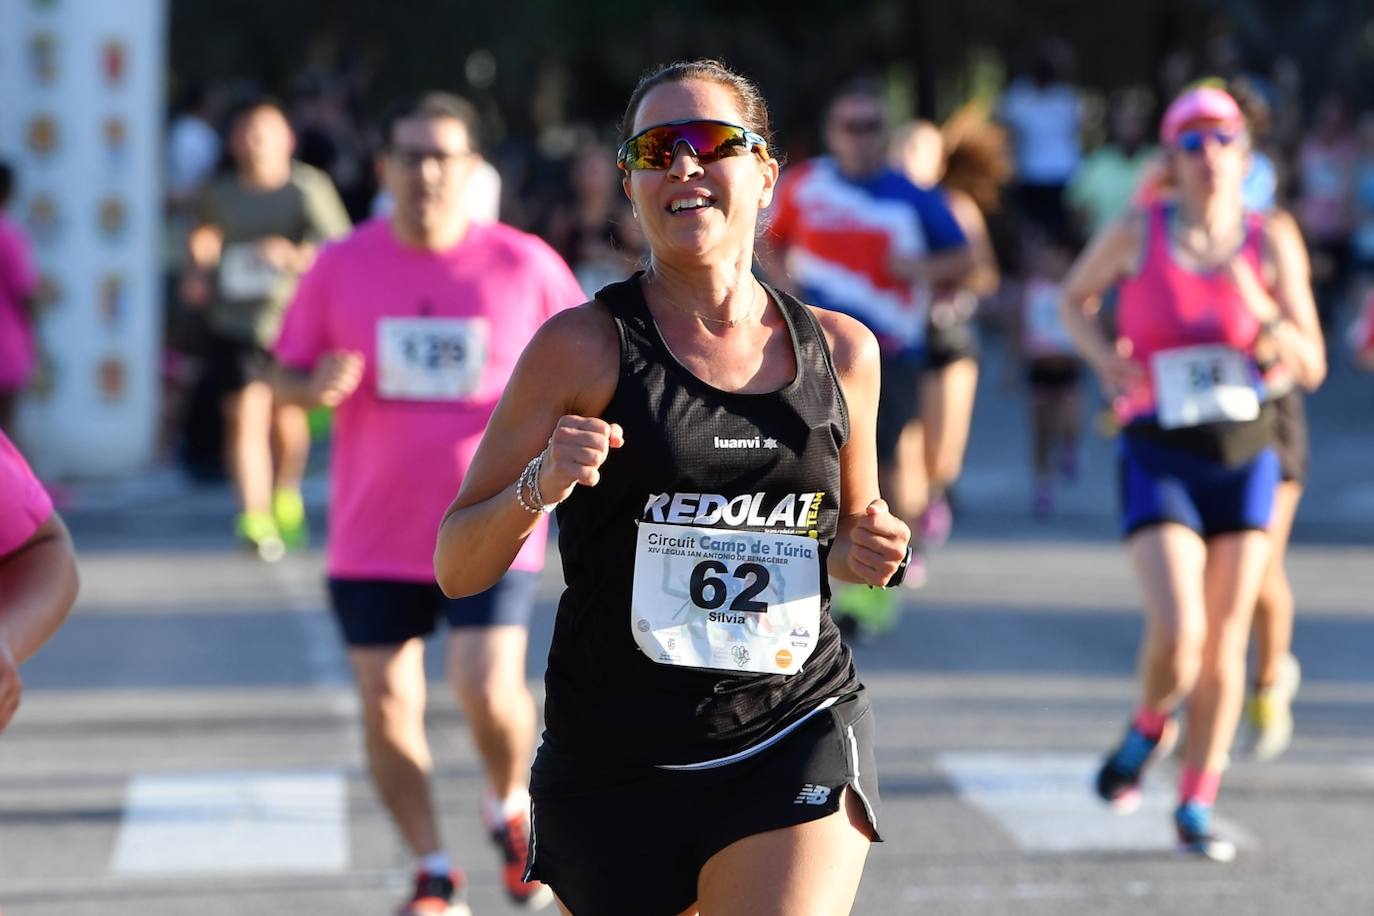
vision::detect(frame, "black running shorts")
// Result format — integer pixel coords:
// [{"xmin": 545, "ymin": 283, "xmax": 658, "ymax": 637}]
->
[
  {"xmin": 203, "ymin": 330, "xmax": 275, "ymax": 393},
  {"xmin": 328, "ymin": 571, "xmax": 539, "ymax": 646},
  {"xmin": 876, "ymin": 354, "xmax": 924, "ymax": 462},
  {"xmin": 1272, "ymin": 390, "xmax": 1309, "ymax": 484},
  {"xmin": 525, "ymin": 690, "xmax": 881, "ymax": 915}
]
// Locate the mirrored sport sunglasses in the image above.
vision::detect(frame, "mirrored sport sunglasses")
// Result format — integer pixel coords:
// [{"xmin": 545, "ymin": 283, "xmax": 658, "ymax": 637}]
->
[
  {"xmin": 617, "ymin": 119, "xmax": 769, "ymax": 171},
  {"xmin": 1175, "ymin": 128, "xmax": 1242, "ymax": 154}
]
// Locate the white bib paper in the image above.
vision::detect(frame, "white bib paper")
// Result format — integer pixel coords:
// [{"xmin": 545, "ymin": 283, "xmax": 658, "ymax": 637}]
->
[
  {"xmin": 631, "ymin": 522, "xmax": 821, "ymax": 676},
  {"xmin": 376, "ymin": 317, "xmax": 488, "ymax": 401},
  {"xmin": 1024, "ymin": 282, "xmax": 1074, "ymax": 355},
  {"xmin": 219, "ymin": 243, "xmax": 282, "ymax": 300},
  {"xmin": 1151, "ymin": 344, "xmax": 1259, "ymax": 429}
]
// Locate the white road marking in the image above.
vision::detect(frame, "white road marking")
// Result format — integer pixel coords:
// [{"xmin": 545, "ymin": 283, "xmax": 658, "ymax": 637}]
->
[
  {"xmin": 935, "ymin": 752, "xmax": 1255, "ymax": 853},
  {"xmin": 111, "ymin": 770, "xmax": 347, "ymax": 874},
  {"xmin": 903, "ymin": 878, "xmax": 1249, "ymax": 902}
]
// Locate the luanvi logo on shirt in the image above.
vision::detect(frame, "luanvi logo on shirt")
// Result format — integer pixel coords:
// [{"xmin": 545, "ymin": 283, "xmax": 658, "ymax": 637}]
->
[
  {"xmin": 713, "ymin": 435, "xmax": 779, "ymax": 449},
  {"xmin": 642, "ymin": 491, "xmax": 824, "ymax": 530}
]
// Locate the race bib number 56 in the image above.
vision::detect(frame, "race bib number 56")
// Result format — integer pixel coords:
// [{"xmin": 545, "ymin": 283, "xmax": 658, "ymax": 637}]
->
[
  {"xmin": 376, "ymin": 317, "xmax": 488, "ymax": 401},
  {"xmin": 1151, "ymin": 344, "xmax": 1259, "ymax": 430},
  {"xmin": 631, "ymin": 522, "xmax": 820, "ymax": 676}
]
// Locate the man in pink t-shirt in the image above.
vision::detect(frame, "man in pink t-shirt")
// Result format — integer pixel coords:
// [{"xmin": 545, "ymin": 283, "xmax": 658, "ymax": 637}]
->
[
  {"xmin": 0, "ymin": 162, "xmax": 40, "ymax": 434},
  {"xmin": 273, "ymin": 93, "xmax": 581, "ymax": 915},
  {"xmin": 0, "ymin": 430, "xmax": 79, "ymax": 732}
]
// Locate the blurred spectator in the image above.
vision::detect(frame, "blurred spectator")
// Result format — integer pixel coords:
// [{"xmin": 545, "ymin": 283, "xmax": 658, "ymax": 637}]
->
[
  {"xmin": 165, "ymin": 84, "xmax": 224, "ymax": 206},
  {"xmin": 1348, "ymin": 111, "xmax": 1374, "ymax": 313},
  {"xmin": 292, "ymin": 74, "xmax": 376, "ymax": 221},
  {"xmin": 544, "ymin": 140, "xmax": 643, "ymax": 294},
  {"xmin": 182, "ymin": 96, "xmax": 351, "ymax": 560},
  {"xmin": 999, "ymin": 40, "xmax": 1081, "ymax": 239},
  {"xmin": 0, "ymin": 161, "xmax": 38, "ymax": 435},
  {"xmin": 1352, "ymin": 286, "xmax": 1374, "ymax": 370},
  {"xmin": 163, "ymin": 82, "xmax": 232, "ymax": 472},
  {"xmin": 1230, "ymin": 78, "xmax": 1282, "ymax": 214},
  {"xmin": 1296, "ymin": 92, "xmax": 1357, "ymax": 326},
  {"xmin": 1010, "ymin": 223, "xmax": 1083, "ymax": 520},
  {"xmin": 1067, "ymin": 88, "xmax": 1156, "ymax": 236}
]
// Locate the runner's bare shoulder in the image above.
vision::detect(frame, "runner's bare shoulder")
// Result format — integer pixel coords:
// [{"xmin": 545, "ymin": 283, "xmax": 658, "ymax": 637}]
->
[
  {"xmin": 804, "ymin": 306, "xmax": 880, "ymax": 381},
  {"xmin": 517, "ymin": 298, "xmax": 621, "ymax": 417}
]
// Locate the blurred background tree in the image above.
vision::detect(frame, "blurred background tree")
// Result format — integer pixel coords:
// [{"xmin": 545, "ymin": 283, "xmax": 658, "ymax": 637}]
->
[{"xmin": 170, "ymin": 0, "xmax": 1374, "ymax": 149}]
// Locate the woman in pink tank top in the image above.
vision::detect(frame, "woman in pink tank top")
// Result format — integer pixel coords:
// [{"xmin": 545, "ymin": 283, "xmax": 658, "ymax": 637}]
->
[{"xmin": 1057, "ymin": 86, "xmax": 1324, "ymax": 860}]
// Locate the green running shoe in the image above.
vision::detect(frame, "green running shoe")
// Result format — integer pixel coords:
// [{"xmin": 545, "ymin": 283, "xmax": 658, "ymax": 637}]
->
[
  {"xmin": 831, "ymin": 583, "xmax": 901, "ymax": 640},
  {"xmin": 272, "ymin": 488, "xmax": 308, "ymax": 550}
]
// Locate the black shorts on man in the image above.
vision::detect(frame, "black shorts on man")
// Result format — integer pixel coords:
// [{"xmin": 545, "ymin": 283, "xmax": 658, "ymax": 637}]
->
[{"xmin": 328, "ymin": 571, "xmax": 539, "ymax": 646}]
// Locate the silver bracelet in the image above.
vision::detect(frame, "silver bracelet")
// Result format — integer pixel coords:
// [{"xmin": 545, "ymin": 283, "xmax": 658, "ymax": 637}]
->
[
  {"xmin": 515, "ymin": 456, "xmax": 541, "ymax": 514},
  {"xmin": 516, "ymin": 453, "xmax": 556, "ymax": 514},
  {"xmin": 530, "ymin": 451, "xmax": 553, "ymax": 510}
]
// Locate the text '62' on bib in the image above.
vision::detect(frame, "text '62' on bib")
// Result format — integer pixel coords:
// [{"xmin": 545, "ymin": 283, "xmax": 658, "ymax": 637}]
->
[
  {"xmin": 1150, "ymin": 344, "xmax": 1260, "ymax": 430},
  {"xmin": 376, "ymin": 316, "xmax": 488, "ymax": 401},
  {"xmin": 631, "ymin": 522, "xmax": 820, "ymax": 676},
  {"xmin": 219, "ymin": 243, "xmax": 283, "ymax": 301}
]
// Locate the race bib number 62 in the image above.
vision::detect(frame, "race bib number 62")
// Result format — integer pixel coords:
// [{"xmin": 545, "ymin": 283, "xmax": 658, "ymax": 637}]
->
[{"xmin": 631, "ymin": 522, "xmax": 821, "ymax": 676}]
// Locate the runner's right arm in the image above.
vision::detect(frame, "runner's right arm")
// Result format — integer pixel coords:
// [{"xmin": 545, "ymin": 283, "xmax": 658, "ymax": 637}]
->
[
  {"xmin": 0, "ymin": 514, "xmax": 78, "ymax": 733},
  {"xmin": 1060, "ymin": 212, "xmax": 1146, "ymax": 398},
  {"xmin": 270, "ymin": 242, "xmax": 364, "ymax": 409},
  {"xmin": 270, "ymin": 353, "xmax": 365, "ymax": 409},
  {"xmin": 946, "ymin": 189, "xmax": 1000, "ymax": 297},
  {"xmin": 435, "ymin": 304, "xmax": 619, "ymax": 598}
]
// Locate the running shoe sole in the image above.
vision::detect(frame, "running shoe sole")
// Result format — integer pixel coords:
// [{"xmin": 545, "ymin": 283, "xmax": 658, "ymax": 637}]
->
[
  {"xmin": 253, "ymin": 536, "xmax": 286, "ymax": 564},
  {"xmin": 1178, "ymin": 836, "xmax": 1237, "ymax": 863},
  {"xmin": 400, "ymin": 904, "xmax": 472, "ymax": 916}
]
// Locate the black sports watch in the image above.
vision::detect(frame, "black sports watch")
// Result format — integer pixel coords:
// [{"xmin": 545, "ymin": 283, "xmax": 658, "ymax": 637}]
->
[{"xmin": 883, "ymin": 545, "xmax": 915, "ymax": 589}]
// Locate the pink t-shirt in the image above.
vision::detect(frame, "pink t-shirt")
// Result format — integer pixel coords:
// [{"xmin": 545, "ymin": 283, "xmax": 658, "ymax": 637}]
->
[
  {"xmin": 275, "ymin": 219, "xmax": 584, "ymax": 582},
  {"xmin": 0, "ymin": 215, "xmax": 39, "ymax": 392},
  {"xmin": 1, "ymin": 430, "xmax": 53, "ymax": 556}
]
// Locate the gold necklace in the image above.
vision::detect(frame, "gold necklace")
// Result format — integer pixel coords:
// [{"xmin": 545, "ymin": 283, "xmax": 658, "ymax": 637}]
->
[{"xmin": 647, "ymin": 274, "xmax": 761, "ymax": 328}]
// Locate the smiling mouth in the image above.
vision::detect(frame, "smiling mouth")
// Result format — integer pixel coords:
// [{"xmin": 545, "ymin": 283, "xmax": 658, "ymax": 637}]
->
[{"xmin": 667, "ymin": 197, "xmax": 713, "ymax": 214}]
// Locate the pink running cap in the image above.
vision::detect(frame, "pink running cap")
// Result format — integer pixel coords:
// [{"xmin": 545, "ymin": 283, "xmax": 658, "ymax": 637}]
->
[{"xmin": 1160, "ymin": 87, "xmax": 1245, "ymax": 145}]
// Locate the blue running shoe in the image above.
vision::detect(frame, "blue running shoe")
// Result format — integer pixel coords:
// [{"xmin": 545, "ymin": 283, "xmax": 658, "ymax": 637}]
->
[
  {"xmin": 1175, "ymin": 801, "xmax": 1237, "ymax": 862},
  {"xmin": 1095, "ymin": 719, "xmax": 1176, "ymax": 813}
]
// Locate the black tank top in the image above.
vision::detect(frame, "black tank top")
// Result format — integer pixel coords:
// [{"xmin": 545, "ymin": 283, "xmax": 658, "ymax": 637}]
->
[{"xmin": 540, "ymin": 273, "xmax": 861, "ymax": 769}]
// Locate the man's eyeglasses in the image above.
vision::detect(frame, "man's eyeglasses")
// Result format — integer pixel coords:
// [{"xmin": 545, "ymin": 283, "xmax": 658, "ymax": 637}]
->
[
  {"xmin": 1174, "ymin": 128, "xmax": 1241, "ymax": 155},
  {"xmin": 389, "ymin": 147, "xmax": 473, "ymax": 170},
  {"xmin": 617, "ymin": 119, "xmax": 769, "ymax": 172}
]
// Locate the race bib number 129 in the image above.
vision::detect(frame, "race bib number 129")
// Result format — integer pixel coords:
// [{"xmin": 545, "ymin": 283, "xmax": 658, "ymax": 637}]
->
[
  {"xmin": 631, "ymin": 522, "xmax": 821, "ymax": 676},
  {"xmin": 376, "ymin": 317, "xmax": 488, "ymax": 401}
]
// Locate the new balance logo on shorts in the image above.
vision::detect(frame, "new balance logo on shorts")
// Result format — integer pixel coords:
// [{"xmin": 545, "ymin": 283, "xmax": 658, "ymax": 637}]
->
[{"xmin": 794, "ymin": 784, "xmax": 831, "ymax": 805}]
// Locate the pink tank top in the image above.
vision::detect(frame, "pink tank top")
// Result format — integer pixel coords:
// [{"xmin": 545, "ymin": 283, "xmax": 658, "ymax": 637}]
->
[{"xmin": 1114, "ymin": 205, "xmax": 1267, "ymax": 423}]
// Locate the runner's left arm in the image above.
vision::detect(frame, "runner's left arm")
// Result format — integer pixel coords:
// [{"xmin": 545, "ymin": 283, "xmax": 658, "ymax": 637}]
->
[
  {"xmin": 813, "ymin": 309, "xmax": 910, "ymax": 586},
  {"xmin": 1242, "ymin": 210, "xmax": 1326, "ymax": 391}
]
